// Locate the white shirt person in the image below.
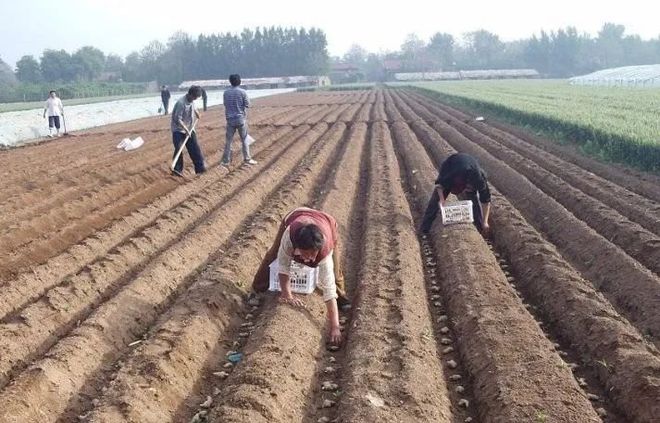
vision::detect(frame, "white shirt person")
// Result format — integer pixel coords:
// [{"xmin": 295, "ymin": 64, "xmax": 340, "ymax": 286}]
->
[{"xmin": 43, "ymin": 91, "xmax": 64, "ymax": 137}]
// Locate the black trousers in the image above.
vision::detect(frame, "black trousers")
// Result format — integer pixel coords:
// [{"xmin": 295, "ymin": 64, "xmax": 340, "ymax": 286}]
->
[
  {"xmin": 162, "ymin": 99, "xmax": 170, "ymax": 114},
  {"xmin": 48, "ymin": 116, "xmax": 61, "ymax": 129},
  {"xmin": 172, "ymin": 131, "xmax": 205, "ymax": 174},
  {"xmin": 420, "ymin": 189, "xmax": 483, "ymax": 233}
]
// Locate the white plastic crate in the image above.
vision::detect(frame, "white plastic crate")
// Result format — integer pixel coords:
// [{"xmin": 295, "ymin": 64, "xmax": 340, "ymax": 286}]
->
[
  {"xmin": 441, "ymin": 200, "xmax": 474, "ymax": 225},
  {"xmin": 268, "ymin": 260, "xmax": 318, "ymax": 294}
]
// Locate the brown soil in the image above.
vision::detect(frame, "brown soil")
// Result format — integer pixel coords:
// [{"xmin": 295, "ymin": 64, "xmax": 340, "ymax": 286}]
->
[
  {"xmin": 390, "ymin": 119, "xmax": 600, "ymax": 423},
  {"xmin": 0, "ymin": 88, "xmax": 657, "ymax": 422},
  {"xmin": 393, "ymin": 89, "xmax": 660, "ymax": 345}
]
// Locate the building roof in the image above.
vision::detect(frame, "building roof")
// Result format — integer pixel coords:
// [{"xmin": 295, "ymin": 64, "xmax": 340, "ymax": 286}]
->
[
  {"xmin": 179, "ymin": 75, "xmax": 325, "ymax": 89},
  {"xmin": 331, "ymin": 63, "xmax": 360, "ymax": 72}
]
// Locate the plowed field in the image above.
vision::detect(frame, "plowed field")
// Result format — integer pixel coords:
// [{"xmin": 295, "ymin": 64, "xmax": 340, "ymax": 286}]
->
[{"xmin": 0, "ymin": 88, "xmax": 658, "ymax": 423}]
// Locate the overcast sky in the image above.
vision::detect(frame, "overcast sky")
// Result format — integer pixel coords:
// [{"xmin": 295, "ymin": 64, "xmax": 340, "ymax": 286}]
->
[{"xmin": 1, "ymin": 0, "xmax": 658, "ymax": 67}]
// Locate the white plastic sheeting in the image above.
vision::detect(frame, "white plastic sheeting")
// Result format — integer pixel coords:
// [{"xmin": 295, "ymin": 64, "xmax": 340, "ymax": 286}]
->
[
  {"xmin": 569, "ymin": 64, "xmax": 660, "ymax": 87},
  {"xmin": 395, "ymin": 69, "xmax": 539, "ymax": 81},
  {"xmin": 0, "ymin": 88, "xmax": 293, "ymax": 147}
]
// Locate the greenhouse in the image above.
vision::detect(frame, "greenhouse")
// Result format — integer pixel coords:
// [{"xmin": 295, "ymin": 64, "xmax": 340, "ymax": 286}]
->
[
  {"xmin": 0, "ymin": 89, "xmax": 292, "ymax": 147},
  {"xmin": 569, "ymin": 64, "xmax": 660, "ymax": 87}
]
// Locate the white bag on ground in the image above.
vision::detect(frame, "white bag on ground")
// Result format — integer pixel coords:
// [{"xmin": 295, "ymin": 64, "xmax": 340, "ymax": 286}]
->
[
  {"xmin": 116, "ymin": 138, "xmax": 130, "ymax": 149},
  {"xmin": 124, "ymin": 136, "xmax": 144, "ymax": 151},
  {"xmin": 246, "ymin": 134, "xmax": 256, "ymax": 146},
  {"xmin": 116, "ymin": 136, "xmax": 144, "ymax": 151}
]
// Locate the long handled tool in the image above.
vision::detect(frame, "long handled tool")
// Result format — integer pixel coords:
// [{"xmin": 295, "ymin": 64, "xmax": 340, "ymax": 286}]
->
[
  {"xmin": 62, "ymin": 113, "xmax": 69, "ymax": 135},
  {"xmin": 60, "ymin": 112, "xmax": 76, "ymax": 137},
  {"xmin": 170, "ymin": 119, "xmax": 198, "ymax": 175}
]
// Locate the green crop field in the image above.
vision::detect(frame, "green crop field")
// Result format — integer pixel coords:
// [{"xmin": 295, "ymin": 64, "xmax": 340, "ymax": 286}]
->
[{"xmin": 407, "ymin": 80, "xmax": 660, "ymax": 172}]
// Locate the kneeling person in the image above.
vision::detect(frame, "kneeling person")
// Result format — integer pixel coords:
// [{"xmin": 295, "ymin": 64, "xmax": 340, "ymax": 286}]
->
[
  {"xmin": 420, "ymin": 153, "xmax": 492, "ymax": 235},
  {"xmin": 252, "ymin": 207, "xmax": 351, "ymax": 344}
]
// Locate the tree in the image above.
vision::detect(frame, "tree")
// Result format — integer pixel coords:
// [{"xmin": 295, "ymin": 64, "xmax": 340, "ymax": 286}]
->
[
  {"xmin": 0, "ymin": 56, "xmax": 17, "ymax": 102},
  {"xmin": 15, "ymin": 55, "xmax": 42, "ymax": 83},
  {"xmin": 105, "ymin": 54, "xmax": 124, "ymax": 72},
  {"xmin": 401, "ymin": 33, "xmax": 429, "ymax": 70},
  {"xmin": 460, "ymin": 30, "xmax": 504, "ymax": 69},
  {"xmin": 41, "ymin": 49, "xmax": 75, "ymax": 82},
  {"xmin": 140, "ymin": 40, "xmax": 166, "ymax": 82},
  {"xmin": 549, "ymin": 27, "xmax": 584, "ymax": 76},
  {"xmin": 364, "ymin": 53, "xmax": 386, "ymax": 81},
  {"xmin": 596, "ymin": 23, "xmax": 626, "ymax": 68},
  {"xmin": 122, "ymin": 52, "xmax": 142, "ymax": 82},
  {"xmin": 72, "ymin": 46, "xmax": 106, "ymax": 81},
  {"xmin": 343, "ymin": 44, "xmax": 368, "ymax": 65},
  {"xmin": 427, "ymin": 32, "xmax": 455, "ymax": 70},
  {"xmin": 164, "ymin": 31, "xmax": 196, "ymax": 83},
  {"xmin": 0, "ymin": 56, "xmax": 17, "ymax": 87}
]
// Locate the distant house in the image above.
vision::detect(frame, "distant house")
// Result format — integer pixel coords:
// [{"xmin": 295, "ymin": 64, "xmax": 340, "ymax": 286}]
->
[
  {"xmin": 179, "ymin": 75, "xmax": 330, "ymax": 90},
  {"xmin": 382, "ymin": 59, "xmax": 404, "ymax": 80},
  {"xmin": 329, "ymin": 63, "xmax": 363, "ymax": 84}
]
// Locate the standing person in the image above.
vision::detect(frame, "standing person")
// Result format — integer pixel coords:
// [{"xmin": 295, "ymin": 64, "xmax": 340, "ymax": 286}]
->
[
  {"xmin": 161, "ymin": 85, "xmax": 171, "ymax": 115},
  {"xmin": 170, "ymin": 86, "xmax": 206, "ymax": 177},
  {"xmin": 420, "ymin": 153, "xmax": 492, "ymax": 235},
  {"xmin": 220, "ymin": 74, "xmax": 257, "ymax": 167},
  {"xmin": 201, "ymin": 87, "xmax": 208, "ymax": 112},
  {"xmin": 250, "ymin": 207, "xmax": 352, "ymax": 344},
  {"xmin": 43, "ymin": 90, "xmax": 64, "ymax": 137}
]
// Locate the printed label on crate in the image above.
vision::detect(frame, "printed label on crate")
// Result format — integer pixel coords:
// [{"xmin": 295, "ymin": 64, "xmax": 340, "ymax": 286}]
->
[
  {"xmin": 441, "ymin": 200, "xmax": 474, "ymax": 225},
  {"xmin": 268, "ymin": 260, "xmax": 318, "ymax": 294}
]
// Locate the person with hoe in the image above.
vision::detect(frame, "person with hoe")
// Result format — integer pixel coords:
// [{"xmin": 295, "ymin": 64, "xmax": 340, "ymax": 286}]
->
[{"xmin": 170, "ymin": 86, "xmax": 206, "ymax": 177}]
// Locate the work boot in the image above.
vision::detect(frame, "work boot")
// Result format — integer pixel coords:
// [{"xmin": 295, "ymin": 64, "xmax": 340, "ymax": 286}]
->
[{"xmin": 244, "ymin": 159, "xmax": 258, "ymax": 165}]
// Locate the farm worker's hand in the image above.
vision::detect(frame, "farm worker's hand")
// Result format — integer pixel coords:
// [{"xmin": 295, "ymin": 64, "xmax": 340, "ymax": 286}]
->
[
  {"xmin": 436, "ymin": 185, "xmax": 445, "ymax": 209},
  {"xmin": 278, "ymin": 292, "xmax": 305, "ymax": 308},
  {"xmin": 481, "ymin": 222, "xmax": 491, "ymax": 237},
  {"xmin": 328, "ymin": 325, "xmax": 342, "ymax": 345}
]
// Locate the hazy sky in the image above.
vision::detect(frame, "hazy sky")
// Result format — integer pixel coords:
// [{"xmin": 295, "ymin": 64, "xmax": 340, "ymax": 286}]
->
[{"xmin": 1, "ymin": 0, "xmax": 658, "ymax": 67}]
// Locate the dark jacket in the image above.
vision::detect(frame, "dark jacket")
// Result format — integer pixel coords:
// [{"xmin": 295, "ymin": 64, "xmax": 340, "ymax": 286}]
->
[
  {"xmin": 436, "ymin": 153, "xmax": 491, "ymax": 203},
  {"xmin": 201, "ymin": 88, "xmax": 208, "ymax": 110}
]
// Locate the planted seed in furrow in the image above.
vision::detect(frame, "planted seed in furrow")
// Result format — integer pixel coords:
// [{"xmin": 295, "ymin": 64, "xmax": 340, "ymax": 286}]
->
[{"xmin": 337, "ymin": 121, "xmax": 453, "ymax": 422}]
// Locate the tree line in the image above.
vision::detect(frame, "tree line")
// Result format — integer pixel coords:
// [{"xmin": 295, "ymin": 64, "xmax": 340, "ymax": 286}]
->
[
  {"xmin": 9, "ymin": 26, "xmax": 329, "ymax": 86},
  {"xmin": 341, "ymin": 23, "xmax": 660, "ymax": 80},
  {"xmin": 1, "ymin": 22, "xmax": 658, "ymax": 102}
]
